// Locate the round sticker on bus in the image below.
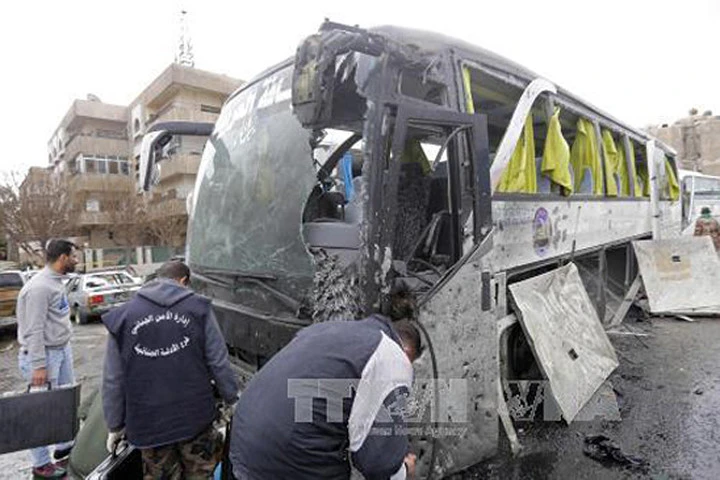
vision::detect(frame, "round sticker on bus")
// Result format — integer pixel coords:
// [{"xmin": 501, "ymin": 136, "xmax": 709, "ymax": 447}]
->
[{"xmin": 533, "ymin": 207, "xmax": 552, "ymax": 256}]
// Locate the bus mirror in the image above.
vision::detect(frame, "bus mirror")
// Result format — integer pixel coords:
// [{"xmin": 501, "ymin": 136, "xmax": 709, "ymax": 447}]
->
[
  {"xmin": 292, "ymin": 34, "xmax": 336, "ymax": 127},
  {"xmin": 139, "ymin": 130, "xmax": 172, "ymax": 192},
  {"xmin": 138, "ymin": 121, "xmax": 215, "ymax": 192}
]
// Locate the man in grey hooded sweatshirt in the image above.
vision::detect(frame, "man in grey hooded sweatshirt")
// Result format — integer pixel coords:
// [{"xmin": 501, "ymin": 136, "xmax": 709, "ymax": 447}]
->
[
  {"xmin": 17, "ymin": 239, "xmax": 79, "ymax": 479},
  {"xmin": 102, "ymin": 260, "xmax": 238, "ymax": 479}
]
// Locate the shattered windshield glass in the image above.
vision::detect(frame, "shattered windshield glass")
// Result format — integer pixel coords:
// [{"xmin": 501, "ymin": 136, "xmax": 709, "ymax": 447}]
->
[{"xmin": 188, "ymin": 65, "xmax": 315, "ymax": 279}]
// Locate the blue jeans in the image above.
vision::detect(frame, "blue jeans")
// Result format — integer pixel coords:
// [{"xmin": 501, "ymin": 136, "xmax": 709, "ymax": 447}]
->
[{"xmin": 18, "ymin": 343, "xmax": 76, "ymax": 467}]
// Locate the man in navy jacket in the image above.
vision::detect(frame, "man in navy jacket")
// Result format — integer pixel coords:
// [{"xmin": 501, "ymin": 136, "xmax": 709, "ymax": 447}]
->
[
  {"xmin": 102, "ymin": 261, "xmax": 238, "ymax": 478},
  {"xmin": 230, "ymin": 311, "xmax": 422, "ymax": 480}
]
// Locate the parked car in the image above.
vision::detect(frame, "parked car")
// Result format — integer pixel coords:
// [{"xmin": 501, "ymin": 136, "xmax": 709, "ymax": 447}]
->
[
  {"xmin": 66, "ymin": 271, "xmax": 142, "ymax": 324},
  {"xmin": 0, "ymin": 270, "xmax": 28, "ymax": 330}
]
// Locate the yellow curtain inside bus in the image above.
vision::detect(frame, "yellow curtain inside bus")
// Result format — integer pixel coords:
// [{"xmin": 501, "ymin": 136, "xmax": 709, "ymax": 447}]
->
[
  {"xmin": 601, "ymin": 130, "xmax": 619, "ymax": 197},
  {"xmin": 400, "ymin": 138, "xmax": 432, "ymax": 176},
  {"xmin": 462, "ymin": 66, "xmax": 475, "ymax": 114},
  {"xmin": 541, "ymin": 108, "xmax": 572, "ymax": 195},
  {"xmin": 627, "ymin": 141, "xmax": 643, "ymax": 196},
  {"xmin": 615, "ymin": 138, "xmax": 639, "ymax": 196},
  {"xmin": 497, "ymin": 115, "xmax": 537, "ymax": 193},
  {"xmin": 665, "ymin": 157, "xmax": 680, "ymax": 201},
  {"xmin": 570, "ymin": 118, "xmax": 603, "ymax": 195}
]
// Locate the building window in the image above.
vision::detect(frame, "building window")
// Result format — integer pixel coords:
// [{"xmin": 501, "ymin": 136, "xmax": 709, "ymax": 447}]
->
[
  {"xmin": 200, "ymin": 104, "xmax": 221, "ymax": 114},
  {"xmin": 86, "ymin": 199, "xmax": 100, "ymax": 212},
  {"xmin": 82, "ymin": 155, "xmax": 130, "ymax": 176},
  {"xmin": 85, "ymin": 159, "xmax": 98, "ymax": 174}
]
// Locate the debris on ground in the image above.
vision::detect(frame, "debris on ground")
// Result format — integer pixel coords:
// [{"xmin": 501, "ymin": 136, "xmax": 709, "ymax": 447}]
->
[
  {"xmin": 693, "ymin": 387, "xmax": 704, "ymax": 395},
  {"xmin": 582, "ymin": 434, "xmax": 649, "ymax": 472}
]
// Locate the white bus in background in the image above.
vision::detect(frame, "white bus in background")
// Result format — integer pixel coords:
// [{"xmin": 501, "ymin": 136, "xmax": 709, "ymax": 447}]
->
[{"xmin": 680, "ymin": 169, "xmax": 720, "ymax": 233}]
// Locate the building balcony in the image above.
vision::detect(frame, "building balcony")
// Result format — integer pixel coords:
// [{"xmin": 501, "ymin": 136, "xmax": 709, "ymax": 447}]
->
[
  {"xmin": 158, "ymin": 154, "xmax": 201, "ymax": 183},
  {"xmin": 148, "ymin": 197, "xmax": 187, "ymax": 219},
  {"xmin": 64, "ymin": 136, "xmax": 129, "ymax": 163},
  {"xmin": 77, "ymin": 211, "xmax": 111, "ymax": 226},
  {"xmin": 69, "ymin": 174, "xmax": 134, "ymax": 193}
]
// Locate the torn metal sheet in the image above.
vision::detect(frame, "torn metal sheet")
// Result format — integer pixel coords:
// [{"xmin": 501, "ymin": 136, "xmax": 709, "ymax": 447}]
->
[
  {"xmin": 543, "ymin": 380, "xmax": 621, "ymax": 422},
  {"xmin": 633, "ymin": 237, "xmax": 720, "ymax": 313},
  {"xmin": 509, "ymin": 263, "xmax": 619, "ymax": 423}
]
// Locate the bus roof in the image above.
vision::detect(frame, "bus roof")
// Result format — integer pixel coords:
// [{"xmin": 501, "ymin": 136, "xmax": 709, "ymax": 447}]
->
[
  {"xmin": 228, "ymin": 23, "xmax": 676, "ymax": 155},
  {"xmin": 373, "ymin": 25, "xmax": 675, "ymax": 154}
]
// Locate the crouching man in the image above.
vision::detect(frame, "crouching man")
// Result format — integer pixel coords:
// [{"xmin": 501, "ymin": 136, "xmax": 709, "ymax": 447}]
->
[
  {"xmin": 101, "ymin": 261, "xmax": 239, "ymax": 479},
  {"xmin": 230, "ymin": 304, "xmax": 423, "ymax": 479}
]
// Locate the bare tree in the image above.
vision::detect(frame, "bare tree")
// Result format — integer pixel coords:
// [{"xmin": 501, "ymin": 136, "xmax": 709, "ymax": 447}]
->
[
  {"xmin": 145, "ymin": 214, "xmax": 187, "ymax": 248},
  {"xmin": 0, "ymin": 170, "xmax": 78, "ymax": 262},
  {"xmin": 103, "ymin": 190, "xmax": 150, "ymax": 261}
]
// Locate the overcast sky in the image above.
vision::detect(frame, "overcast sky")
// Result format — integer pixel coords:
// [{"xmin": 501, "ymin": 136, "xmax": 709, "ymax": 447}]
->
[{"xmin": 1, "ymin": 0, "xmax": 718, "ymax": 175}]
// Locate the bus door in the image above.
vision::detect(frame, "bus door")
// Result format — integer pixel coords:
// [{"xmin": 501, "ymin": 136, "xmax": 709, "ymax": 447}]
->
[{"xmin": 380, "ymin": 103, "xmax": 498, "ymax": 476}]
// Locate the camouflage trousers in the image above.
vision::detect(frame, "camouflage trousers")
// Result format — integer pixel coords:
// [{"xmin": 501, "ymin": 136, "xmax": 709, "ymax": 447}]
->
[{"xmin": 140, "ymin": 424, "xmax": 224, "ymax": 480}]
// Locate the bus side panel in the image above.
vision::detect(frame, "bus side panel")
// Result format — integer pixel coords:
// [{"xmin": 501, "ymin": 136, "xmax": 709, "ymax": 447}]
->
[{"xmin": 484, "ymin": 199, "xmax": 668, "ymax": 272}]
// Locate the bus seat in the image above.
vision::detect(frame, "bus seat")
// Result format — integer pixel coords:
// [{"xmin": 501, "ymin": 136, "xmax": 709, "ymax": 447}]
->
[
  {"xmin": 578, "ymin": 167, "xmax": 594, "ymax": 194},
  {"xmin": 536, "ymin": 157, "xmax": 551, "ymax": 193}
]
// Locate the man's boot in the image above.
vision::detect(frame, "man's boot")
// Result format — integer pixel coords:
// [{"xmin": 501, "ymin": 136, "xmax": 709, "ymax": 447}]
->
[{"xmin": 53, "ymin": 445, "xmax": 73, "ymax": 468}]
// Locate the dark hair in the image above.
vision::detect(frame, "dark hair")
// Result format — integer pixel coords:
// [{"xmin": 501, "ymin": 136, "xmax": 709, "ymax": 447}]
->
[
  {"xmin": 46, "ymin": 239, "xmax": 76, "ymax": 263},
  {"xmin": 156, "ymin": 260, "xmax": 190, "ymax": 281},
  {"xmin": 389, "ymin": 288, "xmax": 417, "ymax": 322},
  {"xmin": 701, "ymin": 206, "xmax": 712, "ymax": 215},
  {"xmin": 393, "ymin": 319, "xmax": 423, "ymax": 358}
]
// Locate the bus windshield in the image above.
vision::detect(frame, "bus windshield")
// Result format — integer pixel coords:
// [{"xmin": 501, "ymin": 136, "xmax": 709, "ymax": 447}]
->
[{"xmin": 187, "ymin": 65, "xmax": 315, "ymax": 281}]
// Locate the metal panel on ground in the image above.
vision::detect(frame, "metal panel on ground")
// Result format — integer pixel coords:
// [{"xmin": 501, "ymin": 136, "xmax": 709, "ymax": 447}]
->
[
  {"xmin": 633, "ymin": 237, "xmax": 720, "ymax": 313},
  {"xmin": 509, "ymin": 263, "xmax": 619, "ymax": 423}
]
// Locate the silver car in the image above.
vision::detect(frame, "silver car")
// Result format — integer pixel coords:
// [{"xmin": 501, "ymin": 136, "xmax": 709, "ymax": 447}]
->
[{"xmin": 66, "ymin": 270, "xmax": 141, "ymax": 324}]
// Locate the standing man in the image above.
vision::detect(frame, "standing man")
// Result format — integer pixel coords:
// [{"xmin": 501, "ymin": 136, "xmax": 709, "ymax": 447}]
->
[
  {"xmin": 17, "ymin": 239, "xmax": 79, "ymax": 479},
  {"xmin": 230, "ymin": 311, "xmax": 423, "ymax": 480},
  {"xmin": 102, "ymin": 261, "xmax": 239, "ymax": 479},
  {"xmin": 694, "ymin": 206, "xmax": 720, "ymax": 251}
]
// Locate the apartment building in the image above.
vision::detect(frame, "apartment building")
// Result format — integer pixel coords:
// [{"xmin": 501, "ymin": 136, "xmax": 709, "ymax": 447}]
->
[
  {"xmin": 47, "ymin": 98, "xmax": 133, "ymax": 250},
  {"xmin": 129, "ymin": 64, "xmax": 241, "ymax": 234},
  {"xmin": 41, "ymin": 64, "xmax": 242, "ymax": 262}
]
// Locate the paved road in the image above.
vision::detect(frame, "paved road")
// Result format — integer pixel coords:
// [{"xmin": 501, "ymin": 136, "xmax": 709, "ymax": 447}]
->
[
  {"xmin": 461, "ymin": 316, "xmax": 720, "ymax": 479},
  {"xmin": 2, "ymin": 317, "xmax": 720, "ymax": 479}
]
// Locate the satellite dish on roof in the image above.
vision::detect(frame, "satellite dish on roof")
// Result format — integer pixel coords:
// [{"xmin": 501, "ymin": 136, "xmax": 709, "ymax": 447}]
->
[{"xmin": 87, "ymin": 94, "xmax": 101, "ymax": 102}]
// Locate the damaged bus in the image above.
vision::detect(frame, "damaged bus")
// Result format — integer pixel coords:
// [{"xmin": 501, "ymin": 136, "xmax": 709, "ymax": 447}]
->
[{"xmin": 138, "ymin": 21, "xmax": 681, "ymax": 477}]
